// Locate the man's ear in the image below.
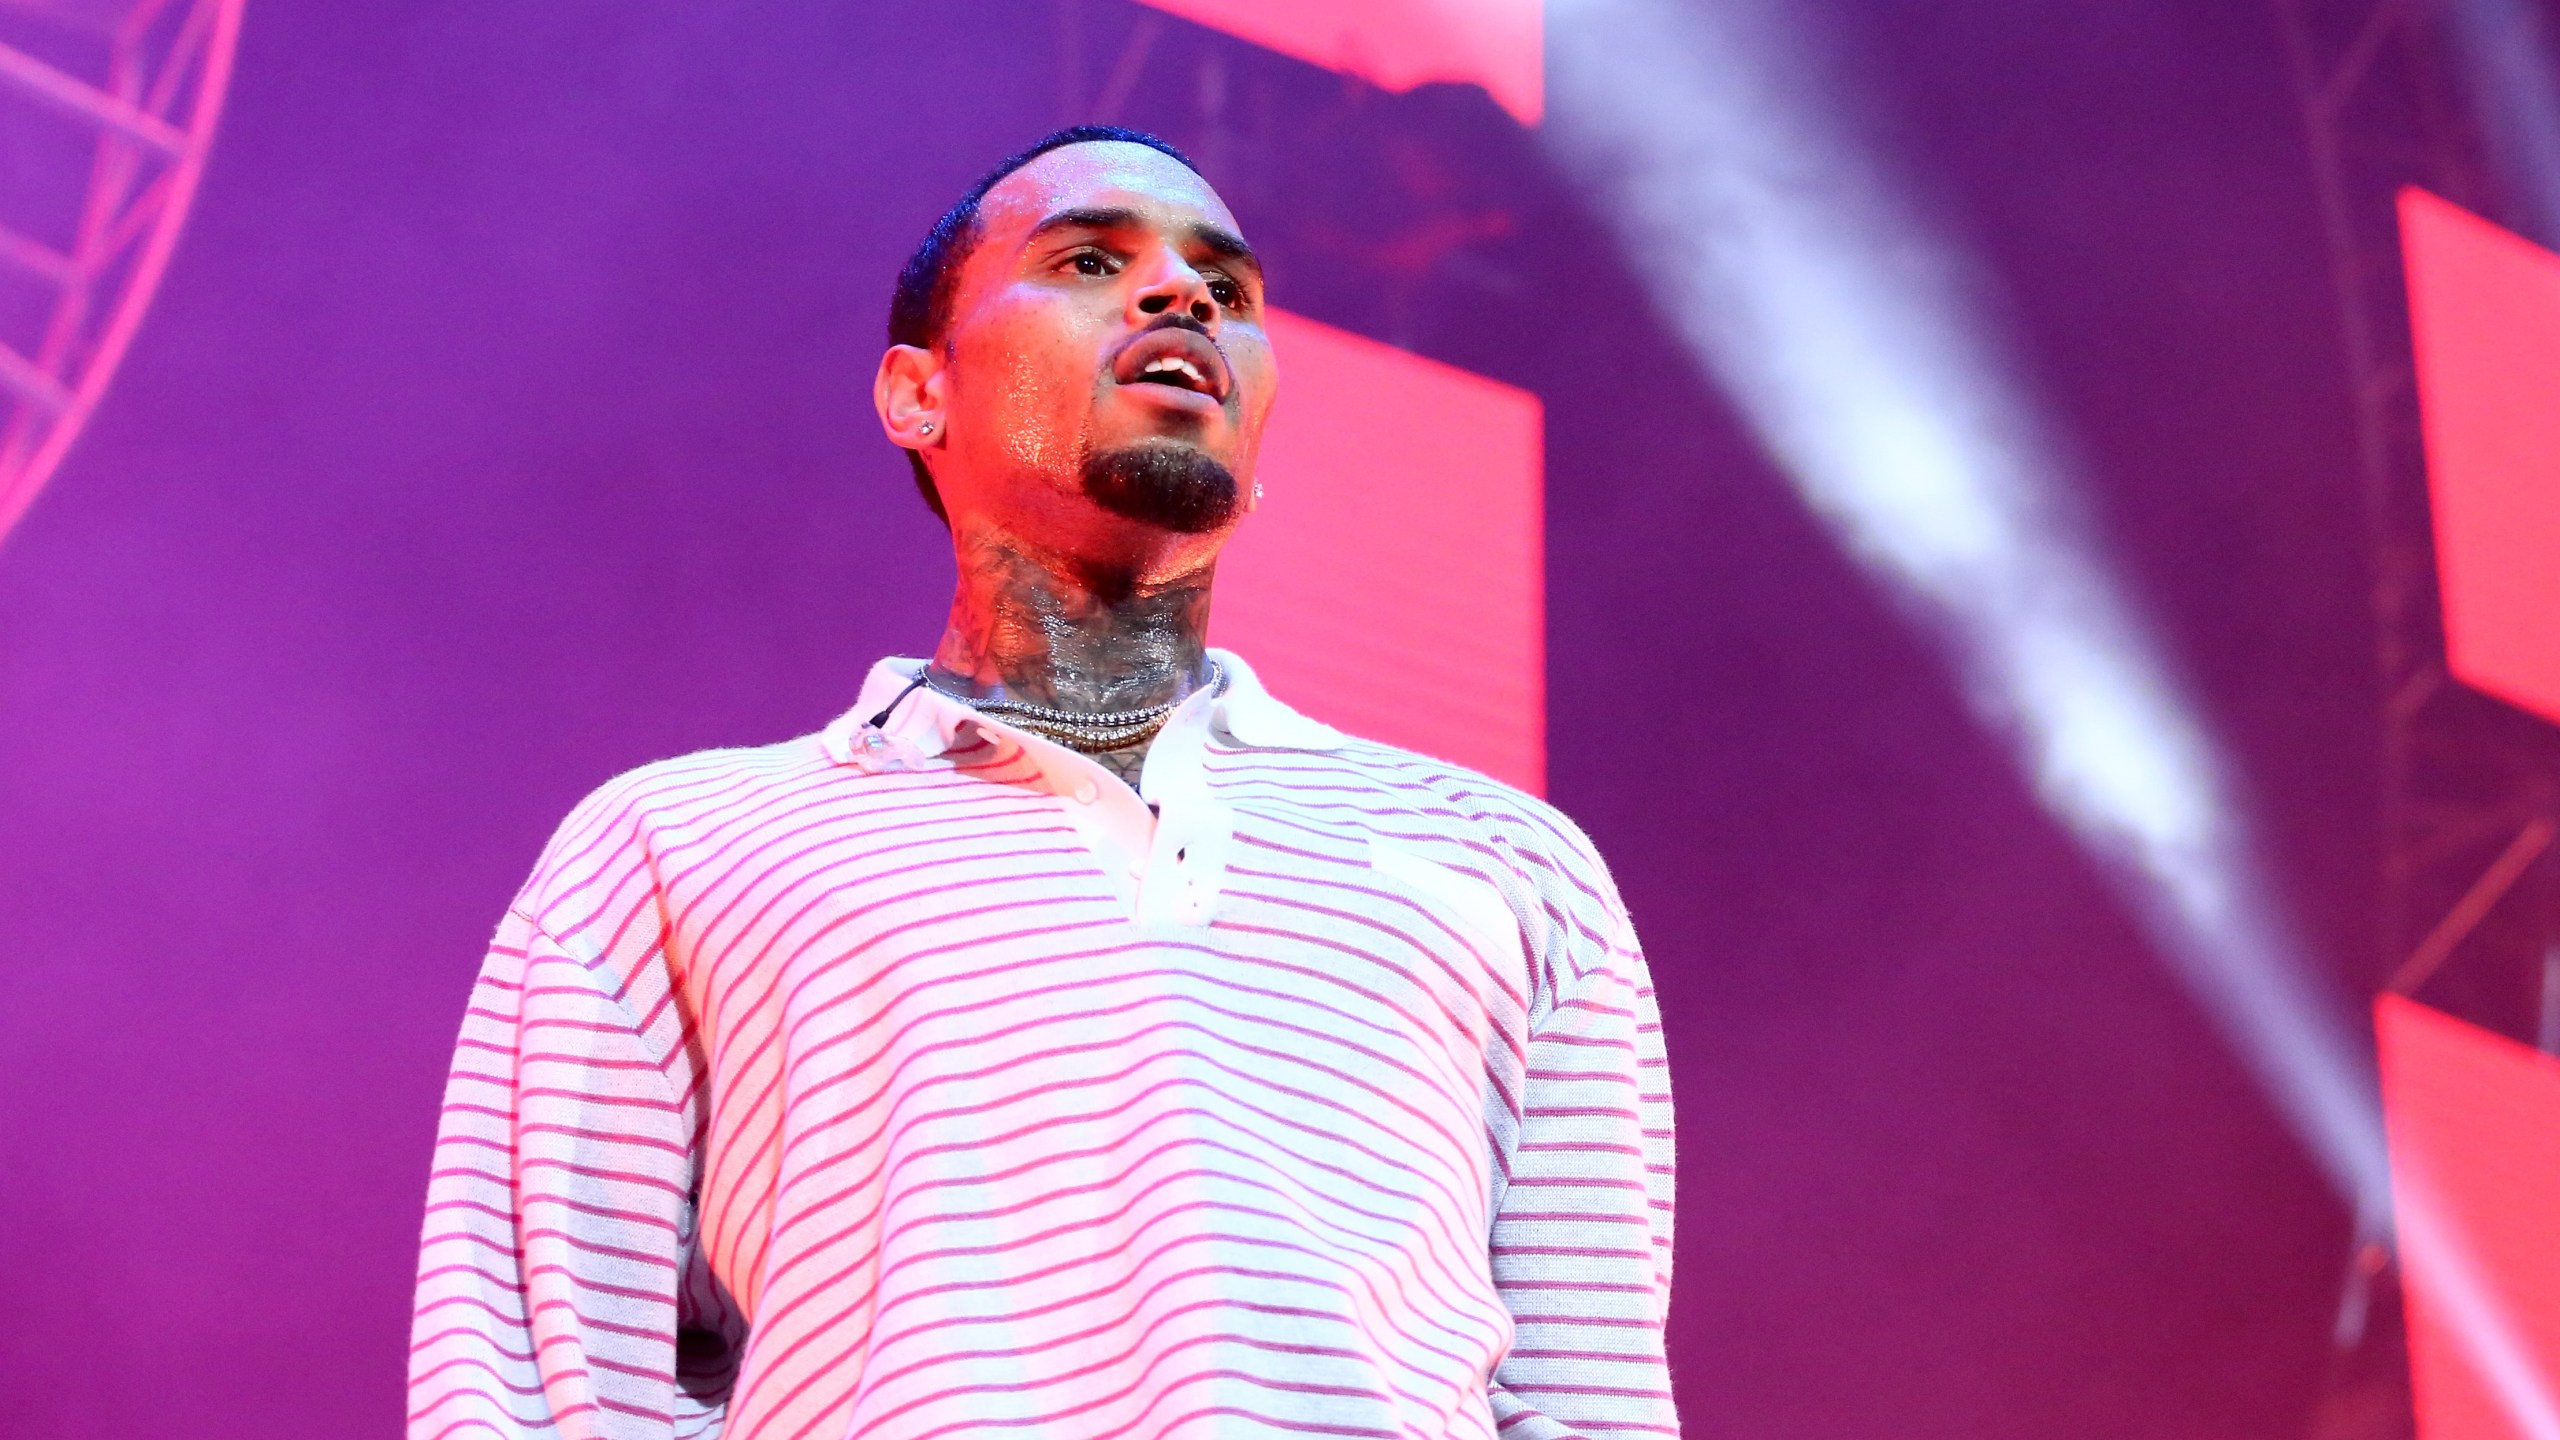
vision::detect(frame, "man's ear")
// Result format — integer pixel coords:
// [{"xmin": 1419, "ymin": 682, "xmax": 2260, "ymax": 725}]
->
[{"xmin": 874, "ymin": 343, "xmax": 948, "ymax": 452}]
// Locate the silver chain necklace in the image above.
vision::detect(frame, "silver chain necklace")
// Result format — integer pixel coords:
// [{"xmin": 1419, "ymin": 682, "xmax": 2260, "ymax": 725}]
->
[{"xmin": 921, "ymin": 661, "xmax": 1228, "ymax": 754}]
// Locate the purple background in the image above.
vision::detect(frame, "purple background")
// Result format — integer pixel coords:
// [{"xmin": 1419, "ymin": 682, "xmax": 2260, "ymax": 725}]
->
[{"xmin": 0, "ymin": 2, "xmax": 2391, "ymax": 1436}]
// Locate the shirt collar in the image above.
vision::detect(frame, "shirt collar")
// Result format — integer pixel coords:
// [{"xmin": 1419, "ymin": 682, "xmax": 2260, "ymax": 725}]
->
[{"xmin": 819, "ymin": 648, "xmax": 1346, "ymax": 767}]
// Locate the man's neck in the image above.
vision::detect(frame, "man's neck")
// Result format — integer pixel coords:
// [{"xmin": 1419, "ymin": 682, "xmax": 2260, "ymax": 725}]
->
[{"xmin": 928, "ymin": 521, "xmax": 1215, "ymax": 714}]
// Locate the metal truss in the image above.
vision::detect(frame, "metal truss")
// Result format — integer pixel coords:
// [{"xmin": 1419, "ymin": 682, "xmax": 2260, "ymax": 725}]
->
[
  {"xmin": 2275, "ymin": 0, "xmax": 2560, "ymax": 1434},
  {"xmin": 0, "ymin": 0, "xmax": 244, "ymax": 545},
  {"xmin": 2277, "ymin": 0, "xmax": 2560, "ymax": 1028}
]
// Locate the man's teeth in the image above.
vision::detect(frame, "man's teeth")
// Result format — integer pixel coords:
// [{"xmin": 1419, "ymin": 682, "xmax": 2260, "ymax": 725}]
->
[{"xmin": 1140, "ymin": 356, "xmax": 1208, "ymax": 388}]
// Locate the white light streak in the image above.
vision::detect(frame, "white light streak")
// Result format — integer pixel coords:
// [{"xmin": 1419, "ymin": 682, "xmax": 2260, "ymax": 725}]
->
[
  {"xmin": 1541, "ymin": 2, "xmax": 2560, "ymax": 1428},
  {"xmin": 2400, "ymin": 1173, "xmax": 2560, "ymax": 1440},
  {"xmin": 1542, "ymin": 0, "xmax": 2387, "ymax": 1215}
]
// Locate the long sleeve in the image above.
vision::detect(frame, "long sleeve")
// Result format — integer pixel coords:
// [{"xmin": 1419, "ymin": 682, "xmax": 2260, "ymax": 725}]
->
[
  {"xmin": 408, "ymin": 909, "xmax": 702, "ymax": 1440},
  {"xmin": 1487, "ymin": 915, "xmax": 1679, "ymax": 1438}
]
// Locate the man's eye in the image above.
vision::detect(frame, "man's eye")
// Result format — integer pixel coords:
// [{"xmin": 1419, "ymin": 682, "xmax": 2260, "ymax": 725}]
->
[
  {"xmin": 1069, "ymin": 252, "xmax": 1115, "ymax": 277},
  {"xmin": 1209, "ymin": 278, "xmax": 1245, "ymax": 308}
]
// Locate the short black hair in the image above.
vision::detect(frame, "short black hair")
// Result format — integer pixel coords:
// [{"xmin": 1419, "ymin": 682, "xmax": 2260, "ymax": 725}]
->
[{"xmin": 887, "ymin": 125, "xmax": 1204, "ymax": 520}]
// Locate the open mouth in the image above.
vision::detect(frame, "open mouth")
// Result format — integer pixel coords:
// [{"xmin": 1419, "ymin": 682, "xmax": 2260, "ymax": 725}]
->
[
  {"xmin": 1114, "ymin": 327, "xmax": 1231, "ymax": 403},
  {"xmin": 1132, "ymin": 354, "xmax": 1215, "ymax": 394}
]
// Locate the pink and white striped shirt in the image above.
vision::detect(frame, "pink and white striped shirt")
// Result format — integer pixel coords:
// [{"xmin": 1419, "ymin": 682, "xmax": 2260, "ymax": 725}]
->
[{"xmin": 409, "ymin": 651, "xmax": 1676, "ymax": 1440}]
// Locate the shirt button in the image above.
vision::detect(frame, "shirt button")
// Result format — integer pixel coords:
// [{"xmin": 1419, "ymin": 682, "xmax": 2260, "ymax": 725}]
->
[{"xmin": 1073, "ymin": 780, "xmax": 1098, "ymax": 804}]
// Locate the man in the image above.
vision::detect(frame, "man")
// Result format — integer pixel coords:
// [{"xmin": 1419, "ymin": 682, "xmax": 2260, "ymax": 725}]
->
[{"xmin": 409, "ymin": 125, "xmax": 1675, "ymax": 1439}]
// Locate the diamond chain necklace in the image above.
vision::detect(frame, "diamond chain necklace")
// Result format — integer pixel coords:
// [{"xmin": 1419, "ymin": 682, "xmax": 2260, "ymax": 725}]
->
[{"xmin": 921, "ymin": 661, "xmax": 1228, "ymax": 755}]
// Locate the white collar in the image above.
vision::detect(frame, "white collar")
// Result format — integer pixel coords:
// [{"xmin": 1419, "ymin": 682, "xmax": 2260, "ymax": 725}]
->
[{"xmin": 819, "ymin": 648, "xmax": 1346, "ymax": 767}]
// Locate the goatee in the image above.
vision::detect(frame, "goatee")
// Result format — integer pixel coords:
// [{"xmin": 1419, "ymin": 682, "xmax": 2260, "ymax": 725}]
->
[{"xmin": 1080, "ymin": 444, "xmax": 1242, "ymax": 535}]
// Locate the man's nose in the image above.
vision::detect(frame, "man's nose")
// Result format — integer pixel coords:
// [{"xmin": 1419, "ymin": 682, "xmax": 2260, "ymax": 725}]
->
[{"xmin": 1131, "ymin": 252, "xmax": 1217, "ymax": 327}]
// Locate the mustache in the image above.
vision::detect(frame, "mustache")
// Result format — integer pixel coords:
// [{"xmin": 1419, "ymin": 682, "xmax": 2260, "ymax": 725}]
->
[{"xmin": 1106, "ymin": 311, "xmax": 1233, "ymax": 393}]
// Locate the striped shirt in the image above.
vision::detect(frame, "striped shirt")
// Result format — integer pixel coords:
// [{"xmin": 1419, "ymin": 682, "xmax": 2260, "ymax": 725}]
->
[{"xmin": 409, "ymin": 651, "xmax": 1676, "ymax": 1440}]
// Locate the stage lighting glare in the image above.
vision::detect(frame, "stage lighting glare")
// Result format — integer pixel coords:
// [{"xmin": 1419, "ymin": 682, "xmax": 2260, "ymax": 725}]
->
[
  {"xmin": 1542, "ymin": 1, "xmax": 2560, "ymax": 1428},
  {"xmin": 2404, "ymin": 1173, "xmax": 2560, "ymax": 1440},
  {"xmin": 1544, "ymin": 0, "xmax": 2384, "ymax": 1202},
  {"xmin": 2007, "ymin": 607, "xmax": 2216, "ymax": 855},
  {"xmin": 2381, "ymin": 998, "xmax": 2560, "ymax": 1440}
]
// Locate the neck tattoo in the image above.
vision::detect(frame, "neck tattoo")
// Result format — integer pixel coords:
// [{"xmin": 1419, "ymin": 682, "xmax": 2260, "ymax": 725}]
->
[{"xmin": 926, "ymin": 523, "xmax": 1220, "ymax": 789}]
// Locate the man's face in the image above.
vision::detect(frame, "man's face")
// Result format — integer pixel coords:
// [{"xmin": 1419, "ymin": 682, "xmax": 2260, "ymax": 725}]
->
[{"xmin": 920, "ymin": 142, "xmax": 1277, "ymax": 544}]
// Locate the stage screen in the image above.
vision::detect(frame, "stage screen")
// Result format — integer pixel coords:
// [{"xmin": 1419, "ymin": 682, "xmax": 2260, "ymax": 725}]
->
[
  {"xmin": 1128, "ymin": 0, "xmax": 1542, "ymax": 123},
  {"xmin": 2377, "ymin": 995, "xmax": 2560, "ymax": 1440},
  {"xmin": 1213, "ymin": 306, "xmax": 1546, "ymax": 793},
  {"xmin": 2402, "ymin": 188, "xmax": 2560, "ymax": 728}
]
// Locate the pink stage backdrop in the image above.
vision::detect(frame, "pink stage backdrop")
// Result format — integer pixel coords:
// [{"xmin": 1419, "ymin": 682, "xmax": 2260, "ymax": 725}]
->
[
  {"xmin": 2377, "ymin": 995, "xmax": 2560, "ymax": 1440},
  {"xmin": 0, "ymin": 6, "xmax": 2429, "ymax": 1438},
  {"xmin": 1129, "ymin": 0, "xmax": 1543, "ymax": 124},
  {"xmin": 1214, "ymin": 306, "xmax": 1546, "ymax": 792},
  {"xmin": 2402, "ymin": 188, "xmax": 2560, "ymax": 728}
]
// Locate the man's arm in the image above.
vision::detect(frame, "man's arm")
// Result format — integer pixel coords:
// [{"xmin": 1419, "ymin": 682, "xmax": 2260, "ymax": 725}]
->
[
  {"xmin": 408, "ymin": 910, "xmax": 699, "ymax": 1440},
  {"xmin": 1487, "ymin": 919, "xmax": 1679, "ymax": 1438}
]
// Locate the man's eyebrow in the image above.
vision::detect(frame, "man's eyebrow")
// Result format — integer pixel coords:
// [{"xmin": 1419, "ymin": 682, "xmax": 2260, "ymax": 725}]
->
[
  {"xmin": 1023, "ymin": 206, "xmax": 1263, "ymax": 278},
  {"xmin": 1023, "ymin": 206, "xmax": 1145, "ymax": 245},
  {"xmin": 1190, "ymin": 224, "xmax": 1262, "ymax": 279}
]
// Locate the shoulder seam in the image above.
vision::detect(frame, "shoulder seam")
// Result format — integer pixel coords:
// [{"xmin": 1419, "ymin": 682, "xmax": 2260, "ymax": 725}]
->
[{"xmin": 504, "ymin": 909, "xmax": 688, "ymax": 1116}]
